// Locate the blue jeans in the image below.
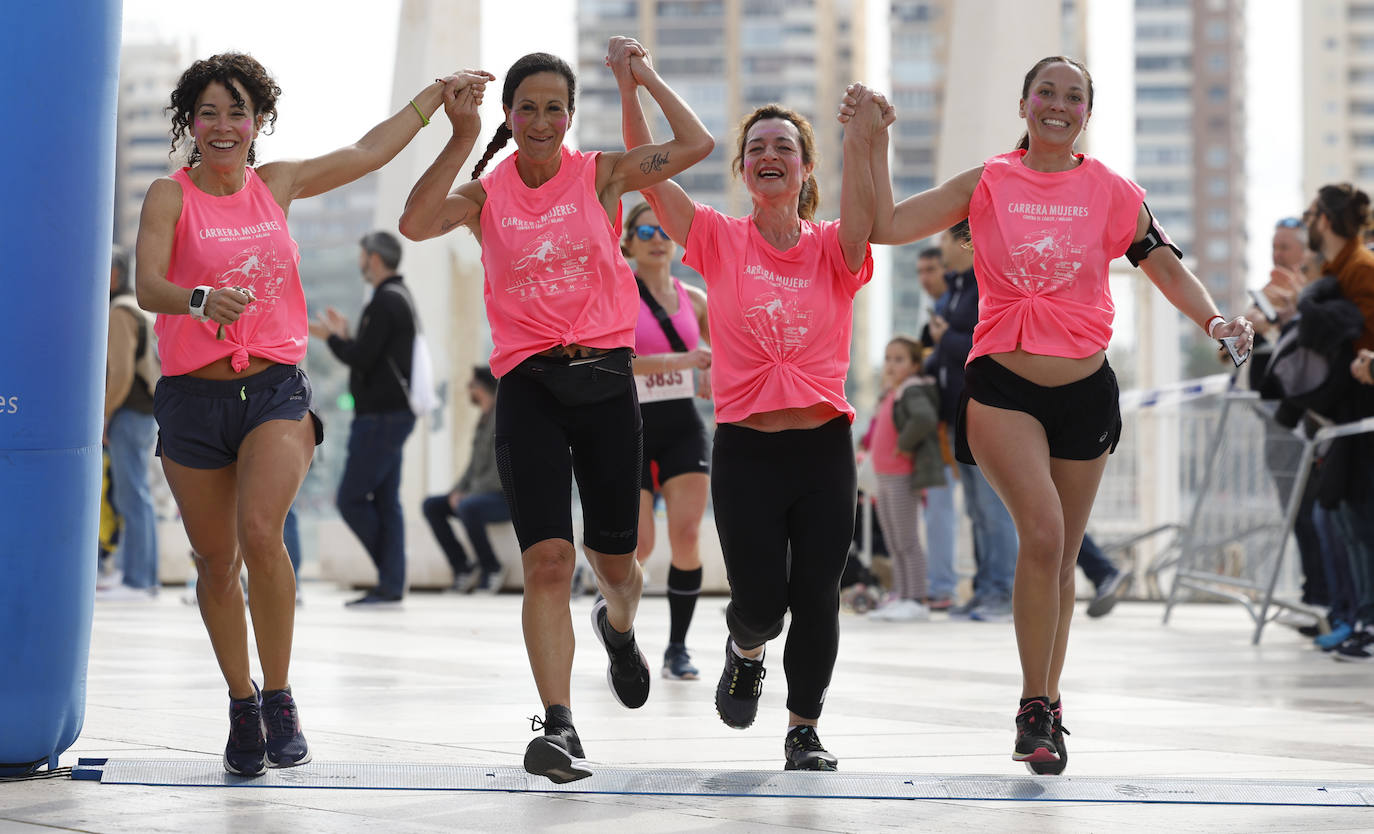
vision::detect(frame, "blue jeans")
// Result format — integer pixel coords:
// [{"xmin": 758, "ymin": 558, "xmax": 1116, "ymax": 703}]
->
[
  {"xmin": 422, "ymin": 491, "xmax": 511, "ymax": 575},
  {"xmin": 1076, "ymin": 532, "xmax": 1117, "ymax": 589},
  {"xmin": 957, "ymin": 461, "xmax": 1017, "ymax": 601},
  {"xmin": 107, "ymin": 408, "xmax": 159, "ymax": 590},
  {"xmin": 1313, "ymin": 504, "xmax": 1357, "ymax": 625},
  {"xmin": 1335, "ymin": 490, "xmax": 1374, "ymax": 624},
  {"xmin": 337, "ymin": 410, "xmax": 415, "ymax": 598},
  {"xmin": 923, "ymin": 466, "xmax": 958, "ymax": 599}
]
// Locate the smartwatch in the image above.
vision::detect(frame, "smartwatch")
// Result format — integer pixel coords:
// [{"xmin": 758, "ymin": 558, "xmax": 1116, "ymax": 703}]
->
[{"xmin": 188, "ymin": 285, "xmax": 213, "ymax": 320}]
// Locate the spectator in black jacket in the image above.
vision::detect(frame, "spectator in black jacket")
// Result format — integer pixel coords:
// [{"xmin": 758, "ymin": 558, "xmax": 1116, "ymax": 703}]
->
[{"xmin": 310, "ymin": 230, "xmax": 418, "ymax": 606}]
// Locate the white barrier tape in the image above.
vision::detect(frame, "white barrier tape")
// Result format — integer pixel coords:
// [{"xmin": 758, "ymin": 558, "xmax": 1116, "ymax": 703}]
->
[{"xmin": 1118, "ymin": 374, "xmax": 1233, "ymax": 414}]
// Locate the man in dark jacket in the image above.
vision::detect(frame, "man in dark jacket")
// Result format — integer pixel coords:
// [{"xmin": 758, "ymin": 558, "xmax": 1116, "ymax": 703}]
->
[
  {"xmin": 924, "ymin": 221, "xmax": 1018, "ymax": 621},
  {"xmin": 310, "ymin": 231, "xmax": 418, "ymax": 606},
  {"xmin": 422, "ymin": 367, "xmax": 510, "ymax": 594}
]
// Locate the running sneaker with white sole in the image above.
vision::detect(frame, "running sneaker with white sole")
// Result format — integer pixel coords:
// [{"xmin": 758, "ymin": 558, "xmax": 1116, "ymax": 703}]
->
[
  {"xmin": 262, "ymin": 686, "xmax": 311, "ymax": 768},
  {"xmin": 715, "ymin": 637, "xmax": 766, "ymax": 729},
  {"xmin": 523, "ymin": 708, "xmax": 592, "ymax": 784},
  {"xmin": 590, "ymin": 598, "xmax": 651, "ymax": 708},
  {"xmin": 224, "ymin": 683, "xmax": 266, "ymax": 777},
  {"xmin": 1013, "ymin": 698, "xmax": 1059, "ymax": 764},
  {"xmin": 1332, "ymin": 629, "xmax": 1374, "ymax": 663},
  {"xmin": 662, "ymin": 642, "xmax": 700, "ymax": 680},
  {"xmin": 784, "ymin": 726, "xmax": 838, "ymax": 771}
]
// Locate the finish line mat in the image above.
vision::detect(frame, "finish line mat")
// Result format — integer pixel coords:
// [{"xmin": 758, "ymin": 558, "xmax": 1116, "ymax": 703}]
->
[{"xmin": 72, "ymin": 759, "xmax": 1374, "ymax": 806}]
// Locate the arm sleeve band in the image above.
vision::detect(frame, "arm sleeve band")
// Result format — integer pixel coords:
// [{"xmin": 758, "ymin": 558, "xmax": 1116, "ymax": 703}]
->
[{"xmin": 1125, "ymin": 203, "xmax": 1184, "ymax": 267}]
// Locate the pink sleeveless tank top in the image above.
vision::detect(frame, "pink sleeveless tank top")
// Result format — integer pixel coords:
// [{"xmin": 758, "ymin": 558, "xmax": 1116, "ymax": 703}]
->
[
  {"xmin": 634, "ymin": 278, "xmax": 700, "ymax": 355},
  {"xmin": 156, "ymin": 167, "xmax": 306, "ymax": 375},
  {"xmin": 478, "ymin": 147, "xmax": 637, "ymax": 377}
]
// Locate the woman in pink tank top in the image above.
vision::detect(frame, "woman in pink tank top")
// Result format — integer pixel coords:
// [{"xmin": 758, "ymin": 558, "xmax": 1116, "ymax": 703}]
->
[
  {"xmin": 134, "ymin": 51, "xmax": 493, "ymax": 778},
  {"xmin": 845, "ymin": 57, "xmax": 1255, "ymax": 773},
  {"xmin": 617, "ymin": 40, "xmax": 882, "ymax": 769},
  {"xmin": 398, "ymin": 38, "xmax": 714, "ymax": 784},
  {"xmin": 621, "ymin": 202, "xmax": 713, "ymax": 683}
]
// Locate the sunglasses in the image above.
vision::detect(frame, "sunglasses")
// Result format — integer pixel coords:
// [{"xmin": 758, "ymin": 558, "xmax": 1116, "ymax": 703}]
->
[
  {"xmin": 634, "ymin": 224, "xmax": 670, "ymax": 241},
  {"xmin": 1276, "ymin": 217, "xmax": 1303, "ymax": 229}
]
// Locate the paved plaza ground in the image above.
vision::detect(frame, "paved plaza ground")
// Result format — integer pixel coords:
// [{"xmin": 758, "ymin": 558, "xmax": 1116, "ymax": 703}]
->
[{"xmin": 3, "ymin": 586, "xmax": 1373, "ymax": 832}]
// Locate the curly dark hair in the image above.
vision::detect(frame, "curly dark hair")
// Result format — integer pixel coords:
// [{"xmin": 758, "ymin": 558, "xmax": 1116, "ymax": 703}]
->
[
  {"xmin": 732, "ymin": 104, "xmax": 820, "ymax": 221},
  {"xmin": 167, "ymin": 53, "xmax": 281, "ymax": 166}
]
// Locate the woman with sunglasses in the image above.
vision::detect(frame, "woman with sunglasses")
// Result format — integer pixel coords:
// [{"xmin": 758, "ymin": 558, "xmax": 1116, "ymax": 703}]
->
[
  {"xmin": 399, "ymin": 37, "xmax": 713, "ymax": 784},
  {"xmin": 621, "ymin": 203, "xmax": 712, "ymax": 682},
  {"xmin": 613, "ymin": 42, "xmax": 881, "ymax": 771}
]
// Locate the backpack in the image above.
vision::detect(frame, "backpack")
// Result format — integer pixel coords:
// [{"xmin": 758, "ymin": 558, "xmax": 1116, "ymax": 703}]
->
[
  {"xmin": 109, "ymin": 293, "xmax": 160, "ymax": 395},
  {"xmin": 380, "ymin": 283, "xmax": 438, "ymax": 417}
]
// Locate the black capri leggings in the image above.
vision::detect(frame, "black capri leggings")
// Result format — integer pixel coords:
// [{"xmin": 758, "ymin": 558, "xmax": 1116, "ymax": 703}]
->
[{"xmin": 711, "ymin": 416, "xmax": 856, "ymax": 720}]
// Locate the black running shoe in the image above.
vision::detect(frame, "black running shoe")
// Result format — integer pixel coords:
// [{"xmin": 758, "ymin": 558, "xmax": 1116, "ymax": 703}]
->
[
  {"xmin": 224, "ymin": 683, "xmax": 266, "ymax": 777},
  {"xmin": 590, "ymin": 598, "xmax": 651, "ymax": 708},
  {"xmin": 715, "ymin": 637, "xmax": 766, "ymax": 729},
  {"xmin": 1012, "ymin": 698, "xmax": 1059, "ymax": 764},
  {"xmin": 262, "ymin": 686, "xmax": 312, "ymax": 768},
  {"xmin": 1333, "ymin": 629, "xmax": 1374, "ymax": 663},
  {"xmin": 784, "ymin": 726, "xmax": 838, "ymax": 771},
  {"xmin": 523, "ymin": 713, "xmax": 592, "ymax": 784},
  {"xmin": 1027, "ymin": 700, "xmax": 1070, "ymax": 775}
]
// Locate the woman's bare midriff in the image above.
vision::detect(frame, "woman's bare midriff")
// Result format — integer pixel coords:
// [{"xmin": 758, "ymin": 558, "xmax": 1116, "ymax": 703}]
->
[
  {"xmin": 988, "ymin": 346, "xmax": 1105, "ymax": 387},
  {"xmin": 732, "ymin": 402, "xmax": 842, "ymax": 433},
  {"xmin": 187, "ymin": 355, "xmax": 280, "ymax": 380}
]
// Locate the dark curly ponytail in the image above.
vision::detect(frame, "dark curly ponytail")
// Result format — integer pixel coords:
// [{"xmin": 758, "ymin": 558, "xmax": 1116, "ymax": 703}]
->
[
  {"xmin": 470, "ymin": 52, "xmax": 577, "ymax": 180},
  {"xmin": 167, "ymin": 52, "xmax": 280, "ymax": 166}
]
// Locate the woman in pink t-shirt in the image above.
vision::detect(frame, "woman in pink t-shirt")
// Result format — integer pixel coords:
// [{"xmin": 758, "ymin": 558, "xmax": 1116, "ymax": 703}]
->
[
  {"xmin": 135, "ymin": 52, "xmax": 492, "ymax": 778},
  {"xmin": 399, "ymin": 38, "xmax": 713, "ymax": 784},
  {"xmin": 845, "ymin": 57, "xmax": 1255, "ymax": 773},
  {"xmin": 618, "ymin": 45, "xmax": 882, "ymax": 770}
]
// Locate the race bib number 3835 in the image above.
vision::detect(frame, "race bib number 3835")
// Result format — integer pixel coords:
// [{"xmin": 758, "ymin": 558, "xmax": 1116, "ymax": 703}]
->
[{"xmin": 635, "ymin": 370, "xmax": 694, "ymax": 402}]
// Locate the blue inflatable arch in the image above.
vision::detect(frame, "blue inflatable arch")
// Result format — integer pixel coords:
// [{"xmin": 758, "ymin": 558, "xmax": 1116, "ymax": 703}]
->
[{"xmin": 0, "ymin": 0, "xmax": 121, "ymax": 774}]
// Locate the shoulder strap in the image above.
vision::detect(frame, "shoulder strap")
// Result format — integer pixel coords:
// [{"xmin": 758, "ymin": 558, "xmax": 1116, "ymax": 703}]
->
[{"xmin": 636, "ymin": 277, "xmax": 688, "ymax": 353}]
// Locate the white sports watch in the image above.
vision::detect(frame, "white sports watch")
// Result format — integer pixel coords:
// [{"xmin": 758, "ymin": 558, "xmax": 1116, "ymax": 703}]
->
[{"xmin": 188, "ymin": 285, "xmax": 213, "ymax": 320}]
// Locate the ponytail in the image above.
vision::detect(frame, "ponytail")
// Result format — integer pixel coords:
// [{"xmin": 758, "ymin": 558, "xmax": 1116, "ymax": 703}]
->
[
  {"xmin": 798, "ymin": 174, "xmax": 819, "ymax": 221},
  {"xmin": 470, "ymin": 123, "xmax": 512, "ymax": 180},
  {"xmin": 1015, "ymin": 132, "xmax": 1029, "ymax": 152}
]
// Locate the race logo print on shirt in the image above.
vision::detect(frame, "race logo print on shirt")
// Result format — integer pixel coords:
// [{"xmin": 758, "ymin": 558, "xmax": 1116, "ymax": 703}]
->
[
  {"xmin": 507, "ymin": 230, "xmax": 594, "ymax": 300},
  {"xmin": 1004, "ymin": 202, "xmax": 1088, "ymax": 292},
  {"xmin": 741, "ymin": 265, "xmax": 814, "ymax": 352}
]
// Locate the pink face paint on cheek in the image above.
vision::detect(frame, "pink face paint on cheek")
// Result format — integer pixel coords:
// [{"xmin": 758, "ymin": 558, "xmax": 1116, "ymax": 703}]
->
[{"xmin": 552, "ymin": 115, "xmax": 568, "ymax": 132}]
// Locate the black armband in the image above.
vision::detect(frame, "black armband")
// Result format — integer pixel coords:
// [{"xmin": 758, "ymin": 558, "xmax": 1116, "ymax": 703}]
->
[{"xmin": 1125, "ymin": 203, "xmax": 1183, "ymax": 267}]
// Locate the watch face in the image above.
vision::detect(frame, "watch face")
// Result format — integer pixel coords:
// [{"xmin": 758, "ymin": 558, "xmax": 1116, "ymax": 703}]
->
[{"xmin": 190, "ymin": 288, "xmax": 206, "ymax": 308}]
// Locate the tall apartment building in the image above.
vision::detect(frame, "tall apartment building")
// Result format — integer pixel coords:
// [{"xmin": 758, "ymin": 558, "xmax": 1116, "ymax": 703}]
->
[
  {"xmin": 886, "ymin": 0, "xmax": 1086, "ymax": 339},
  {"xmin": 1303, "ymin": 0, "xmax": 1374, "ymax": 196},
  {"xmin": 114, "ymin": 40, "xmax": 185, "ymax": 248},
  {"xmin": 1133, "ymin": 0, "xmax": 1247, "ymax": 316}
]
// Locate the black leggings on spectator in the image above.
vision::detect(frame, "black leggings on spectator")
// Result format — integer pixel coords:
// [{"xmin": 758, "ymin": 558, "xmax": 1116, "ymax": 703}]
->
[{"xmin": 711, "ymin": 416, "xmax": 856, "ymax": 721}]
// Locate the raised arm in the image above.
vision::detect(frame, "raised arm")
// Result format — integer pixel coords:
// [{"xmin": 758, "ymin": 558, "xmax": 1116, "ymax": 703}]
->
[
  {"xmin": 1135, "ymin": 205, "xmax": 1254, "ymax": 352},
  {"xmin": 838, "ymin": 85, "xmax": 886, "ymax": 273},
  {"xmin": 597, "ymin": 37, "xmax": 713, "ymax": 206},
  {"xmin": 609, "ymin": 38, "xmax": 696, "ymax": 244},
  {"xmin": 399, "ymin": 79, "xmax": 490, "ymax": 241},
  {"xmin": 874, "ymin": 167, "xmax": 983, "ymax": 246},
  {"xmin": 263, "ymin": 70, "xmax": 493, "ymax": 206}
]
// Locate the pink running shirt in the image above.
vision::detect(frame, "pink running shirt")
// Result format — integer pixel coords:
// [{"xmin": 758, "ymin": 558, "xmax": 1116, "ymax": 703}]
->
[
  {"xmin": 634, "ymin": 278, "xmax": 700, "ymax": 355},
  {"xmin": 157, "ymin": 167, "xmax": 306, "ymax": 376},
  {"xmin": 869, "ymin": 386, "xmax": 913, "ymax": 475},
  {"xmin": 682, "ymin": 203, "xmax": 873, "ymax": 424},
  {"xmin": 479, "ymin": 147, "xmax": 637, "ymax": 377},
  {"xmin": 966, "ymin": 150, "xmax": 1145, "ymax": 362}
]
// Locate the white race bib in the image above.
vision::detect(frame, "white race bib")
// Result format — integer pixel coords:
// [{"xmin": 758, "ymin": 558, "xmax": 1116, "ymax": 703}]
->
[{"xmin": 635, "ymin": 370, "xmax": 695, "ymax": 403}]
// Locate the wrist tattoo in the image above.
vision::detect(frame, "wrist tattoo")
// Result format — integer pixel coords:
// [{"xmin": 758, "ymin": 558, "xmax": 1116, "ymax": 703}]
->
[{"xmin": 639, "ymin": 151, "xmax": 669, "ymax": 175}]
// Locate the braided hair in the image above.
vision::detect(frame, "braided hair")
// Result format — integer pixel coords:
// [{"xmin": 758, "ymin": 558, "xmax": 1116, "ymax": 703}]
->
[{"xmin": 470, "ymin": 52, "xmax": 577, "ymax": 180}]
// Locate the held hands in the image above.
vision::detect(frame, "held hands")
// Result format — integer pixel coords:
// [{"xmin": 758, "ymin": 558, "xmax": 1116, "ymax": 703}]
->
[
  {"xmin": 606, "ymin": 36, "xmax": 654, "ymax": 87},
  {"xmin": 438, "ymin": 70, "xmax": 494, "ymax": 138},
  {"xmin": 837, "ymin": 83, "xmax": 896, "ymax": 131}
]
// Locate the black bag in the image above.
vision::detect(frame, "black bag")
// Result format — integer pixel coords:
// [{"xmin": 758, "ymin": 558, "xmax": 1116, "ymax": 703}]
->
[{"xmin": 512, "ymin": 347, "xmax": 634, "ymax": 407}]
